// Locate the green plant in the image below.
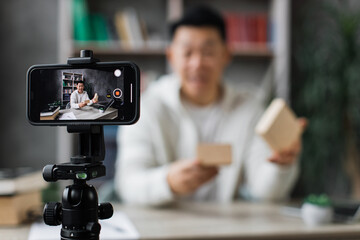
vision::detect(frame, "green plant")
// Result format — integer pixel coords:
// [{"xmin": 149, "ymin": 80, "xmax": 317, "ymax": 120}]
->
[
  {"xmin": 304, "ymin": 194, "xmax": 332, "ymax": 207},
  {"xmin": 292, "ymin": 0, "xmax": 360, "ymax": 198}
]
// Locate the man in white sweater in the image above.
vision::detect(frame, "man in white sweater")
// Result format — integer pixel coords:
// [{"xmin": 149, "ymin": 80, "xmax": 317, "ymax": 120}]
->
[
  {"xmin": 115, "ymin": 6, "xmax": 306, "ymax": 206},
  {"xmin": 70, "ymin": 82, "xmax": 98, "ymax": 109}
]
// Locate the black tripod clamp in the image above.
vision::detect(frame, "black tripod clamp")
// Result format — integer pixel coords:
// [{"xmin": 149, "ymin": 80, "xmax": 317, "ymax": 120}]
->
[
  {"xmin": 43, "ymin": 125, "xmax": 106, "ymax": 182},
  {"xmin": 42, "ymin": 50, "xmax": 113, "ymax": 240}
]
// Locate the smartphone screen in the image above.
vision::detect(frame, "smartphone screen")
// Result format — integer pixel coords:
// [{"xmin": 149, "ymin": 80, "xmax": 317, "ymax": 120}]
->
[{"xmin": 27, "ymin": 62, "xmax": 140, "ymax": 125}]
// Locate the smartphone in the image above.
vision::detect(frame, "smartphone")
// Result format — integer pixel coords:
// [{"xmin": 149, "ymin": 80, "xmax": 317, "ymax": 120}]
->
[{"xmin": 27, "ymin": 61, "xmax": 140, "ymax": 125}]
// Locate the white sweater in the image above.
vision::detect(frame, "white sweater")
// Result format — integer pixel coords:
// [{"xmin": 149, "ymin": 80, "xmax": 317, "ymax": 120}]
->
[
  {"xmin": 70, "ymin": 90, "xmax": 92, "ymax": 109},
  {"xmin": 115, "ymin": 74, "xmax": 299, "ymax": 206}
]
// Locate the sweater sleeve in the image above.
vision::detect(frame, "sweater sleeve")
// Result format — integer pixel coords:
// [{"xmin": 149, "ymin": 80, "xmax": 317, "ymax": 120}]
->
[
  {"xmin": 241, "ymin": 99, "xmax": 299, "ymax": 202},
  {"xmin": 114, "ymin": 103, "xmax": 175, "ymax": 206},
  {"xmin": 243, "ymin": 133, "xmax": 299, "ymax": 201}
]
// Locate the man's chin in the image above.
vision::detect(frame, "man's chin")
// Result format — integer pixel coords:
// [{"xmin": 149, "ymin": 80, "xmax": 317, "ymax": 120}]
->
[
  {"xmin": 188, "ymin": 81, "xmax": 210, "ymax": 90},
  {"xmin": 188, "ymin": 89, "xmax": 211, "ymax": 100},
  {"xmin": 182, "ymin": 83, "xmax": 213, "ymax": 99}
]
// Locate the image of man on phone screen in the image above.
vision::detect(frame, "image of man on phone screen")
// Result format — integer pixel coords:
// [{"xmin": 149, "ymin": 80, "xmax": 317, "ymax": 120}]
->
[{"xmin": 70, "ymin": 82, "xmax": 98, "ymax": 109}]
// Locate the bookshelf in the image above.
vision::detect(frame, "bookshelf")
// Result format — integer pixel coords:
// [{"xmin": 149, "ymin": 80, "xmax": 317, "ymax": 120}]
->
[
  {"xmin": 61, "ymin": 72, "xmax": 84, "ymax": 105},
  {"xmin": 56, "ymin": 0, "xmax": 290, "ymax": 165},
  {"xmin": 58, "ymin": 0, "xmax": 290, "ymax": 97}
]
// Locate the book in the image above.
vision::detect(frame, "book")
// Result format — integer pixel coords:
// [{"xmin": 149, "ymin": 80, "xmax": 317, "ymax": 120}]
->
[
  {"xmin": 72, "ymin": 0, "xmax": 93, "ymax": 41},
  {"xmin": 114, "ymin": 8, "xmax": 146, "ymax": 48},
  {"xmin": 224, "ymin": 13, "xmax": 238, "ymax": 45},
  {"xmin": 40, "ymin": 106, "xmax": 60, "ymax": 120},
  {"xmin": 224, "ymin": 12, "xmax": 268, "ymax": 48},
  {"xmin": 0, "ymin": 168, "xmax": 48, "ymax": 195},
  {"xmin": 106, "ymin": 16, "xmax": 119, "ymax": 41},
  {"xmin": 197, "ymin": 144, "xmax": 232, "ymax": 166},
  {"xmin": 125, "ymin": 8, "xmax": 145, "ymax": 47},
  {"xmin": 114, "ymin": 11, "xmax": 131, "ymax": 46},
  {"xmin": 256, "ymin": 14, "xmax": 268, "ymax": 44},
  {"xmin": 40, "ymin": 108, "xmax": 59, "ymax": 120},
  {"xmin": 91, "ymin": 13, "xmax": 110, "ymax": 42},
  {"xmin": 40, "ymin": 106, "xmax": 60, "ymax": 117},
  {"xmin": 255, "ymin": 98, "xmax": 302, "ymax": 151},
  {"xmin": 0, "ymin": 191, "xmax": 42, "ymax": 225}
]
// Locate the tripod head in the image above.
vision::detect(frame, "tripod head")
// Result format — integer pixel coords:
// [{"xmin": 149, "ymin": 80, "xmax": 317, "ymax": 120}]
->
[{"xmin": 42, "ymin": 51, "xmax": 114, "ymax": 240}]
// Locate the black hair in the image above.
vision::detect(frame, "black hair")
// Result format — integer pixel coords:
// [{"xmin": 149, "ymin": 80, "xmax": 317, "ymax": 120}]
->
[{"xmin": 169, "ymin": 5, "xmax": 226, "ymax": 42}]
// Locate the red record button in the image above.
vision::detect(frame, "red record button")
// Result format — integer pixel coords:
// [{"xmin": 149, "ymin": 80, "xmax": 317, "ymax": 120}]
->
[{"xmin": 113, "ymin": 88, "xmax": 122, "ymax": 98}]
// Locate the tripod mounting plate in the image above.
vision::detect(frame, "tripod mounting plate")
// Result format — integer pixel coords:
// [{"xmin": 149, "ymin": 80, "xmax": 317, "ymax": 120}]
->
[{"xmin": 43, "ymin": 163, "xmax": 106, "ymax": 182}]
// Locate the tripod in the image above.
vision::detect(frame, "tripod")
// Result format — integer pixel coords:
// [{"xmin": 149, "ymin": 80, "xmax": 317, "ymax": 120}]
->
[
  {"xmin": 42, "ymin": 51, "xmax": 113, "ymax": 240},
  {"xmin": 43, "ymin": 125, "xmax": 113, "ymax": 240}
]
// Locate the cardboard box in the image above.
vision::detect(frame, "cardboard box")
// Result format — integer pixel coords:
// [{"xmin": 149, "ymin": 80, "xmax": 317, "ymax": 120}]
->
[
  {"xmin": 255, "ymin": 98, "xmax": 302, "ymax": 151},
  {"xmin": 197, "ymin": 144, "xmax": 232, "ymax": 166}
]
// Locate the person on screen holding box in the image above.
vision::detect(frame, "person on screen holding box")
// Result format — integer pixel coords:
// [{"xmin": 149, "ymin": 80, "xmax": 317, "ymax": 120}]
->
[
  {"xmin": 115, "ymin": 5, "xmax": 307, "ymax": 206},
  {"xmin": 70, "ymin": 82, "xmax": 98, "ymax": 109}
]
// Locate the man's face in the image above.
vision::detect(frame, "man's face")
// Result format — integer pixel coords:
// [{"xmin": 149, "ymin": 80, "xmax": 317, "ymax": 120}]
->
[
  {"xmin": 77, "ymin": 83, "xmax": 84, "ymax": 93},
  {"xmin": 167, "ymin": 26, "xmax": 230, "ymax": 105}
]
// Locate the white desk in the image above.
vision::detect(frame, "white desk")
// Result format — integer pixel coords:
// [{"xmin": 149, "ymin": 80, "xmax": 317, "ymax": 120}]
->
[
  {"xmin": 58, "ymin": 106, "xmax": 118, "ymax": 120},
  {"xmin": 2, "ymin": 201, "xmax": 360, "ymax": 240},
  {"xmin": 117, "ymin": 202, "xmax": 360, "ymax": 240}
]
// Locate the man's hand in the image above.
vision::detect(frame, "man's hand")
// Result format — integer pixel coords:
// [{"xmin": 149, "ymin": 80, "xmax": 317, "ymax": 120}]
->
[
  {"xmin": 268, "ymin": 118, "xmax": 308, "ymax": 165},
  {"xmin": 92, "ymin": 98, "xmax": 99, "ymax": 104},
  {"xmin": 78, "ymin": 102, "xmax": 87, "ymax": 108},
  {"xmin": 167, "ymin": 159, "xmax": 218, "ymax": 196}
]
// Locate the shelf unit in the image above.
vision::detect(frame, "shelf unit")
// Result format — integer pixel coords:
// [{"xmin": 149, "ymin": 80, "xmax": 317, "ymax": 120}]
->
[
  {"xmin": 71, "ymin": 42, "xmax": 274, "ymax": 58},
  {"xmin": 61, "ymin": 72, "xmax": 84, "ymax": 105},
  {"xmin": 58, "ymin": 0, "xmax": 290, "ymax": 97}
]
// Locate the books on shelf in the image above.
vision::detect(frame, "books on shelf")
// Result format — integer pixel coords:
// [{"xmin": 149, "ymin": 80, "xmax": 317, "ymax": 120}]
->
[
  {"xmin": 73, "ymin": 73, "xmax": 83, "ymax": 81},
  {"xmin": 0, "ymin": 191, "xmax": 42, "ymax": 225},
  {"xmin": 0, "ymin": 168, "xmax": 48, "ymax": 195},
  {"xmin": 40, "ymin": 106, "xmax": 60, "ymax": 121},
  {"xmin": 73, "ymin": 0, "xmax": 109, "ymax": 42},
  {"xmin": 224, "ymin": 12, "xmax": 270, "ymax": 49},
  {"xmin": 255, "ymin": 98, "xmax": 302, "ymax": 152},
  {"xmin": 92, "ymin": 13, "xmax": 110, "ymax": 42},
  {"xmin": 114, "ymin": 8, "xmax": 147, "ymax": 48},
  {"xmin": 72, "ymin": 0, "xmax": 93, "ymax": 41},
  {"xmin": 70, "ymin": 2, "xmax": 274, "ymax": 55},
  {"xmin": 72, "ymin": 0, "xmax": 159, "ymax": 50}
]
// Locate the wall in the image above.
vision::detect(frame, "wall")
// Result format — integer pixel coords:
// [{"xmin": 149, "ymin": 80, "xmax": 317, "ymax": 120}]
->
[{"xmin": 0, "ymin": 0, "xmax": 58, "ymax": 169}]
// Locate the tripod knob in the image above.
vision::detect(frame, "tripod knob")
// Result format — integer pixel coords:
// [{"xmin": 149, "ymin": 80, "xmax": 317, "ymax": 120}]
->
[
  {"xmin": 98, "ymin": 202, "xmax": 113, "ymax": 220},
  {"xmin": 86, "ymin": 222, "xmax": 101, "ymax": 235},
  {"xmin": 43, "ymin": 165, "xmax": 56, "ymax": 182},
  {"xmin": 43, "ymin": 202, "xmax": 62, "ymax": 226}
]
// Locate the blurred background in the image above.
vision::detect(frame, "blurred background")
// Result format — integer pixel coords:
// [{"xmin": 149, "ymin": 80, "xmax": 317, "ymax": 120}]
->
[{"xmin": 1, "ymin": 0, "xmax": 360, "ymax": 201}]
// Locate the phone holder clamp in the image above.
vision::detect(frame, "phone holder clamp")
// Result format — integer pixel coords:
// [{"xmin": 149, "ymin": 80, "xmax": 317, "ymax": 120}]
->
[{"xmin": 67, "ymin": 49, "xmax": 99, "ymax": 65}]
